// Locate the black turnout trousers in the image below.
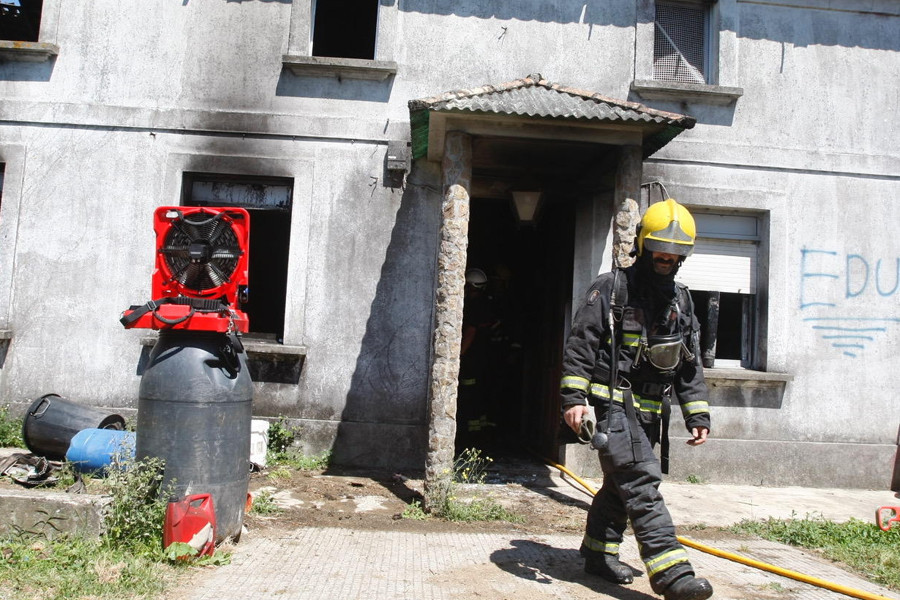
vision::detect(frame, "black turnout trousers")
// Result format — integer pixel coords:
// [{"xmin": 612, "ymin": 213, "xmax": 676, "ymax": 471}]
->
[{"xmin": 582, "ymin": 405, "xmax": 694, "ymax": 593}]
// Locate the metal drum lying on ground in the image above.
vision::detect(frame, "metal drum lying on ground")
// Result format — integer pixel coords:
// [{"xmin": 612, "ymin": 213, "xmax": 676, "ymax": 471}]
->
[{"xmin": 22, "ymin": 393, "xmax": 126, "ymax": 461}]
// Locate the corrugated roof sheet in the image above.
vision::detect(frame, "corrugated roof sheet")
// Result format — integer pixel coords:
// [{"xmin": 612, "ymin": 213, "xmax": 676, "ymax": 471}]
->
[
  {"xmin": 408, "ymin": 73, "xmax": 695, "ymax": 128},
  {"xmin": 408, "ymin": 74, "xmax": 695, "ymax": 160}
]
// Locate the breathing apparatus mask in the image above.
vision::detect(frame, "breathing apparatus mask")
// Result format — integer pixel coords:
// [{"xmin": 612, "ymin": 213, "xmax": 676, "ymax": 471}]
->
[{"xmin": 643, "ymin": 333, "xmax": 693, "ymax": 371}]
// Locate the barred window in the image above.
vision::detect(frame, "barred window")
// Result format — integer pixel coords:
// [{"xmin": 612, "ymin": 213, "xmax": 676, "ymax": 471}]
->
[{"xmin": 654, "ymin": 2, "xmax": 709, "ymax": 85}]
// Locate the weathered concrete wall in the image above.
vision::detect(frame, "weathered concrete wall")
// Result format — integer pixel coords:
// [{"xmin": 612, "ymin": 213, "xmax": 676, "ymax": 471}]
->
[
  {"xmin": 636, "ymin": 2, "xmax": 900, "ymax": 488},
  {"xmin": 0, "ymin": 1, "xmax": 896, "ymax": 484}
]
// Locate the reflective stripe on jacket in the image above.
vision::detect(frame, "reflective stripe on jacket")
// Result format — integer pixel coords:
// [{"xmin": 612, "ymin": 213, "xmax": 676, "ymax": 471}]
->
[{"xmin": 559, "ymin": 267, "xmax": 710, "ymax": 433}]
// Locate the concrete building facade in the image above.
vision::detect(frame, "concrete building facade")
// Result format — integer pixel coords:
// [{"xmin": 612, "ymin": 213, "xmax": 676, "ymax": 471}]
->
[{"xmin": 0, "ymin": 0, "xmax": 897, "ymax": 489}]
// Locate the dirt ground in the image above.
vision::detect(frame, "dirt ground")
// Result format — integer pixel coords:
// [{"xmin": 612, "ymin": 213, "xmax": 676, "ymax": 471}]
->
[
  {"xmin": 242, "ymin": 459, "xmax": 735, "ymax": 544},
  {"xmin": 244, "ymin": 465, "xmax": 584, "ymax": 536},
  {"xmin": 0, "ymin": 449, "xmax": 732, "ymax": 544}
]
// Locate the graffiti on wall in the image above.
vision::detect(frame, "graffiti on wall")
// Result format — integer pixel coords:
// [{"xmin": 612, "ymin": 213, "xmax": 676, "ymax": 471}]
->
[{"xmin": 800, "ymin": 248, "xmax": 900, "ymax": 358}]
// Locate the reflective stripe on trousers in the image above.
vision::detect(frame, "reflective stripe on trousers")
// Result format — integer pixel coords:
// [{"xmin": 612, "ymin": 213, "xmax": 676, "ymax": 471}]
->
[{"xmin": 581, "ymin": 535, "xmax": 620, "ymax": 556}]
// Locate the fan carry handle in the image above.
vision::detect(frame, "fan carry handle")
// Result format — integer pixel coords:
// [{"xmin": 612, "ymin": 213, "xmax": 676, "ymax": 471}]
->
[{"xmin": 120, "ymin": 297, "xmax": 227, "ymax": 328}]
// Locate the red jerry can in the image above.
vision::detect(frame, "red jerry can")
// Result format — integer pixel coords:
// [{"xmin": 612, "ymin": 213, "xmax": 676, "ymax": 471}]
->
[
  {"xmin": 876, "ymin": 506, "xmax": 900, "ymax": 532},
  {"xmin": 164, "ymin": 494, "xmax": 217, "ymax": 558}
]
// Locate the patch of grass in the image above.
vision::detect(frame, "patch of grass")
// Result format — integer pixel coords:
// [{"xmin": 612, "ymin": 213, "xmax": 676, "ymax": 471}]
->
[
  {"xmin": 51, "ymin": 461, "xmax": 85, "ymax": 492},
  {"xmin": 402, "ymin": 499, "xmax": 428, "ymax": 521},
  {"xmin": 249, "ymin": 490, "xmax": 281, "ymax": 515},
  {"xmin": 685, "ymin": 474, "xmax": 703, "ymax": 484},
  {"xmin": 0, "ymin": 404, "xmax": 24, "ymax": 448},
  {"xmin": 266, "ymin": 417, "xmax": 298, "ymax": 457},
  {"xmin": 0, "ymin": 534, "xmax": 173, "ymax": 600},
  {"xmin": 266, "ymin": 465, "xmax": 293, "ymax": 481},
  {"xmin": 264, "ymin": 416, "xmax": 332, "ymax": 471},
  {"xmin": 441, "ymin": 495, "xmax": 524, "ymax": 523},
  {"xmin": 729, "ymin": 514, "xmax": 900, "ymax": 591},
  {"xmin": 270, "ymin": 450, "xmax": 332, "ymax": 471},
  {"xmin": 102, "ymin": 456, "xmax": 173, "ymax": 554},
  {"xmin": 762, "ymin": 582, "xmax": 787, "ymax": 593},
  {"xmin": 453, "ymin": 448, "xmax": 493, "ymax": 484}
]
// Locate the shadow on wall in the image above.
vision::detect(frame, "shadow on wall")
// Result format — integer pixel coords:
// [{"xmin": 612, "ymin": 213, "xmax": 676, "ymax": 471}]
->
[
  {"xmin": 399, "ymin": 0, "xmax": 898, "ymax": 51},
  {"xmin": 397, "ymin": 1, "xmax": 636, "ymax": 27},
  {"xmin": 738, "ymin": 5, "xmax": 900, "ymax": 50},
  {"xmin": 0, "ymin": 60, "xmax": 54, "ymax": 83},
  {"xmin": 328, "ymin": 161, "xmax": 443, "ymax": 471},
  {"xmin": 275, "ymin": 72, "xmax": 394, "ymax": 102}
]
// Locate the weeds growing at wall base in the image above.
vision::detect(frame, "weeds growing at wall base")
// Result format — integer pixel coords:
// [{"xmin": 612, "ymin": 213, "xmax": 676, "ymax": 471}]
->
[
  {"xmin": 0, "ymin": 404, "xmax": 24, "ymax": 448},
  {"xmin": 265, "ymin": 416, "xmax": 332, "ymax": 471},
  {"xmin": 407, "ymin": 447, "xmax": 523, "ymax": 524}
]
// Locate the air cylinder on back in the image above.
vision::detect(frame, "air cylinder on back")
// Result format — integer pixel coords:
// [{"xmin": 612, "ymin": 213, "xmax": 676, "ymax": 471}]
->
[{"xmin": 136, "ymin": 330, "xmax": 253, "ymax": 543}]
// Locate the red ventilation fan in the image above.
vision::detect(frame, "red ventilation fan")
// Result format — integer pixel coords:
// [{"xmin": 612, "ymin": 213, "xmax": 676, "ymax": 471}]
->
[{"xmin": 121, "ymin": 206, "xmax": 250, "ymax": 333}]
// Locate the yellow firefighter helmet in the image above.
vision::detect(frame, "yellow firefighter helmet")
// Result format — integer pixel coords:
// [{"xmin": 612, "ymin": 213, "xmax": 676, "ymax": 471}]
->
[{"xmin": 637, "ymin": 198, "xmax": 696, "ymax": 257}]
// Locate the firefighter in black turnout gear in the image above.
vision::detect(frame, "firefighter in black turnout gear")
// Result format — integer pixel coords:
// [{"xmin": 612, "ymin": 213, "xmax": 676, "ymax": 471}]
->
[{"xmin": 561, "ymin": 199, "xmax": 713, "ymax": 600}]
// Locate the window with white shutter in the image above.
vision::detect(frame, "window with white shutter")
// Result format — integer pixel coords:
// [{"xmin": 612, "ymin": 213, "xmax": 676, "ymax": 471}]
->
[{"xmin": 676, "ymin": 212, "xmax": 762, "ymax": 368}]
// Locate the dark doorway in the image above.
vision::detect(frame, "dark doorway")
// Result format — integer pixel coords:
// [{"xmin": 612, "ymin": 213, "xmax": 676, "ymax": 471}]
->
[{"xmin": 460, "ymin": 195, "xmax": 574, "ymax": 461}]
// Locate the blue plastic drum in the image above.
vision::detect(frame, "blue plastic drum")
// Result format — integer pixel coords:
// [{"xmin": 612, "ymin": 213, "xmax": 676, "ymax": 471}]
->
[{"xmin": 65, "ymin": 428, "xmax": 136, "ymax": 473}]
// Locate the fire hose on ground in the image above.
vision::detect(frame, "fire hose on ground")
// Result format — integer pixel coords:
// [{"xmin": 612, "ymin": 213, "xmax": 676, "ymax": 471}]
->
[{"xmin": 541, "ymin": 456, "xmax": 895, "ymax": 600}]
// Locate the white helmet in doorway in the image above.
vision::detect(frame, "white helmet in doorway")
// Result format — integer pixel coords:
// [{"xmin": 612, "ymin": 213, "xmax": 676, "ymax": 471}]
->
[{"xmin": 465, "ymin": 268, "xmax": 488, "ymax": 289}]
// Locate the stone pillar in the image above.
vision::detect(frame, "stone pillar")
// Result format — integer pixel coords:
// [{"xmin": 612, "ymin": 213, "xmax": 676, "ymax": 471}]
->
[
  {"xmin": 424, "ymin": 131, "xmax": 472, "ymax": 513},
  {"xmin": 613, "ymin": 145, "xmax": 643, "ymax": 269}
]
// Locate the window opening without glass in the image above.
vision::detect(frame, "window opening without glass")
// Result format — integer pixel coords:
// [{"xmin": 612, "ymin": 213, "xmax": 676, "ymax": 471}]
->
[
  {"xmin": 0, "ymin": 0, "xmax": 41, "ymax": 42},
  {"xmin": 312, "ymin": 0, "xmax": 378, "ymax": 60},
  {"xmin": 654, "ymin": 1, "xmax": 708, "ymax": 85},
  {"xmin": 182, "ymin": 173, "xmax": 293, "ymax": 342}
]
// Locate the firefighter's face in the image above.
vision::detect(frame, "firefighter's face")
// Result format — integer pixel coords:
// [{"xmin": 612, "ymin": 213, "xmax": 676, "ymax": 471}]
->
[{"xmin": 651, "ymin": 252, "xmax": 678, "ymax": 275}]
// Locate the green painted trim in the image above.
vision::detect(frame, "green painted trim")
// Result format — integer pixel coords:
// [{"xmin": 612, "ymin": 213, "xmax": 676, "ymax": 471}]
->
[{"xmin": 410, "ymin": 110, "xmax": 430, "ymax": 160}]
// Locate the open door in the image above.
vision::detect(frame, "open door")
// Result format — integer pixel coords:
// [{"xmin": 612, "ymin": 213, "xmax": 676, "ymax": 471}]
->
[{"xmin": 461, "ymin": 195, "xmax": 573, "ymax": 460}]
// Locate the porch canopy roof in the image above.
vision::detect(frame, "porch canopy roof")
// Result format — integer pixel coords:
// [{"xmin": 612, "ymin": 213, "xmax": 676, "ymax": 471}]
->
[{"xmin": 408, "ymin": 73, "xmax": 696, "ymax": 163}]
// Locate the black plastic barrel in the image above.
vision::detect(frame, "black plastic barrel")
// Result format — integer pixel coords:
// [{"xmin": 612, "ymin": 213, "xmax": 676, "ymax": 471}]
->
[
  {"xmin": 22, "ymin": 393, "xmax": 126, "ymax": 460},
  {"xmin": 136, "ymin": 330, "xmax": 253, "ymax": 543}
]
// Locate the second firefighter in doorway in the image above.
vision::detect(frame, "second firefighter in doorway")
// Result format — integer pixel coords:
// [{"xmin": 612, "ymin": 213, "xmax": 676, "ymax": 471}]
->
[
  {"xmin": 560, "ymin": 199, "xmax": 713, "ymax": 600},
  {"xmin": 456, "ymin": 268, "xmax": 499, "ymax": 451}
]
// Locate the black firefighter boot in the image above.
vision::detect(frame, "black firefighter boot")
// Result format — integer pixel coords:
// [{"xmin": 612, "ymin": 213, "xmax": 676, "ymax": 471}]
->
[
  {"xmin": 583, "ymin": 552, "xmax": 634, "ymax": 584},
  {"xmin": 662, "ymin": 574, "xmax": 714, "ymax": 600}
]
